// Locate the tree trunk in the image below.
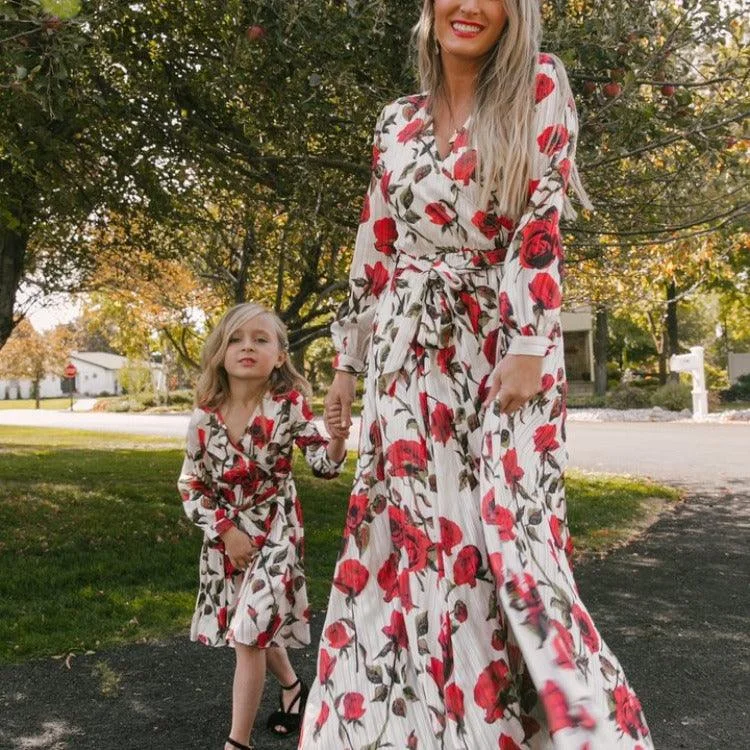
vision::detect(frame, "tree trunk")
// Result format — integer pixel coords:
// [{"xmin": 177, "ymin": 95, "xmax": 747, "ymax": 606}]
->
[
  {"xmin": 658, "ymin": 328, "xmax": 668, "ymax": 385},
  {"xmin": 0, "ymin": 225, "xmax": 27, "ymax": 351},
  {"xmin": 34, "ymin": 378, "xmax": 41, "ymax": 409},
  {"xmin": 291, "ymin": 344, "xmax": 305, "ymax": 375},
  {"xmin": 594, "ymin": 306, "xmax": 608, "ymax": 397},
  {"xmin": 666, "ymin": 281, "xmax": 679, "ymax": 383}
]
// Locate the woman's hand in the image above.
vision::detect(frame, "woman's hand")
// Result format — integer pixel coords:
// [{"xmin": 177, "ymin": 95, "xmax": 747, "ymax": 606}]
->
[
  {"xmin": 484, "ymin": 354, "xmax": 544, "ymax": 414},
  {"xmin": 325, "ymin": 371, "xmax": 357, "ymax": 439},
  {"xmin": 220, "ymin": 526, "xmax": 258, "ymax": 570}
]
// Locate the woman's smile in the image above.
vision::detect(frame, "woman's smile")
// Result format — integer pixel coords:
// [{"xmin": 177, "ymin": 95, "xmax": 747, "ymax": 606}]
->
[{"xmin": 450, "ymin": 19, "xmax": 486, "ymax": 38}]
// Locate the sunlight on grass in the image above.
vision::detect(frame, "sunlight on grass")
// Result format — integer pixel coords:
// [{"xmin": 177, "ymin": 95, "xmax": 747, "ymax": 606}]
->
[
  {"xmin": 0, "ymin": 426, "xmax": 679, "ymax": 662},
  {"xmin": 0, "ymin": 397, "xmax": 76, "ymax": 411}
]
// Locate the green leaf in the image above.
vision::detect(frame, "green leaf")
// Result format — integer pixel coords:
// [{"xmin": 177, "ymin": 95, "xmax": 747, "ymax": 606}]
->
[{"xmin": 41, "ymin": 0, "xmax": 82, "ymax": 19}]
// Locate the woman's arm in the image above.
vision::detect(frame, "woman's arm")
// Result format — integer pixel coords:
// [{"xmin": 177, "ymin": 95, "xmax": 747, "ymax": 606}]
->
[
  {"xmin": 331, "ymin": 103, "xmax": 398, "ymax": 375},
  {"xmin": 327, "ymin": 103, "xmax": 398, "ymax": 434},
  {"xmin": 487, "ymin": 57, "xmax": 580, "ymax": 412}
]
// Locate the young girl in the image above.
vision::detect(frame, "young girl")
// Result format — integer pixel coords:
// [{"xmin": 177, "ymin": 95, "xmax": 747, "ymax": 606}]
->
[{"xmin": 178, "ymin": 302, "xmax": 348, "ymax": 750}]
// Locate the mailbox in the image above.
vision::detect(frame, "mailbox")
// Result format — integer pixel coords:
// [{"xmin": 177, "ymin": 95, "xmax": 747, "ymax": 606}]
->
[{"xmin": 668, "ymin": 346, "xmax": 708, "ymax": 420}]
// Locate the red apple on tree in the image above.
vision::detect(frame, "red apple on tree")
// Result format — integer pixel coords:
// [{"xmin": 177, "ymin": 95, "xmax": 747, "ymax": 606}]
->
[
  {"xmin": 245, "ymin": 25, "xmax": 266, "ymax": 41},
  {"xmin": 603, "ymin": 81, "xmax": 622, "ymax": 98},
  {"xmin": 42, "ymin": 16, "xmax": 63, "ymax": 32},
  {"xmin": 661, "ymin": 83, "xmax": 676, "ymax": 97}
]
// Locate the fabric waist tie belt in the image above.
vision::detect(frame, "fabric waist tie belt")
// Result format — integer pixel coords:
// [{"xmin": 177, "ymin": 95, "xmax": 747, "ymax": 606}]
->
[{"xmin": 378, "ymin": 247, "xmax": 505, "ymax": 377}]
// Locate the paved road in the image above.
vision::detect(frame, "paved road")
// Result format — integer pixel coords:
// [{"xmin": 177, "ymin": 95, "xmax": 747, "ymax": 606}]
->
[
  {"xmin": 1, "ymin": 410, "xmax": 747, "ymax": 489},
  {"xmin": 566, "ymin": 421, "xmax": 749, "ymax": 490}
]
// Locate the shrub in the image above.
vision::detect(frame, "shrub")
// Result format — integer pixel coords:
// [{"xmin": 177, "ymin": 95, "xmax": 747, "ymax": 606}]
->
[
  {"xmin": 704, "ymin": 363, "xmax": 729, "ymax": 391},
  {"xmin": 651, "ymin": 382, "xmax": 692, "ymax": 411},
  {"xmin": 119, "ymin": 363, "xmax": 152, "ymax": 395},
  {"xmin": 166, "ymin": 389, "xmax": 194, "ymax": 406},
  {"xmin": 606, "ymin": 362, "xmax": 622, "ymax": 382},
  {"xmin": 605, "ymin": 386, "xmax": 652, "ymax": 410},
  {"xmin": 566, "ymin": 393, "xmax": 606, "ymax": 409},
  {"xmin": 721, "ymin": 373, "xmax": 750, "ymax": 403}
]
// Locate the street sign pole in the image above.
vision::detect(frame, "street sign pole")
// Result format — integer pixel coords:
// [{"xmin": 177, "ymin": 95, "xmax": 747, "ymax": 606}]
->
[{"xmin": 64, "ymin": 363, "xmax": 77, "ymax": 411}]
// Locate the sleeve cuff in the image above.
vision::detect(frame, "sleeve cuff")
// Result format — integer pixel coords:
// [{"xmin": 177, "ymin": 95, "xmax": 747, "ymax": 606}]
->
[
  {"xmin": 507, "ymin": 335, "xmax": 552, "ymax": 357},
  {"xmin": 214, "ymin": 516, "xmax": 236, "ymax": 539},
  {"xmin": 332, "ymin": 353, "xmax": 365, "ymax": 375}
]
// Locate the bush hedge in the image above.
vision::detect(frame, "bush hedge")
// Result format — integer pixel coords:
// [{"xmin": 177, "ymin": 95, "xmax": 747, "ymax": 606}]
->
[{"xmin": 650, "ymin": 382, "xmax": 692, "ymax": 411}]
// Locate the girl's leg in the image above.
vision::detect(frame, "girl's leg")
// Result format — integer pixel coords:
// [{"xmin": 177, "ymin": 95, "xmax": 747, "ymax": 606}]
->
[
  {"xmin": 266, "ymin": 645, "xmax": 297, "ymax": 691},
  {"xmin": 226, "ymin": 644, "xmax": 266, "ymax": 750}
]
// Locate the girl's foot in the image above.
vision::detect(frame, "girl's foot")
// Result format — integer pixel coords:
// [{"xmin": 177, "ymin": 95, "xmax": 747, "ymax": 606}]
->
[
  {"xmin": 225, "ymin": 737, "xmax": 252, "ymax": 750},
  {"xmin": 267, "ymin": 678, "xmax": 309, "ymax": 736}
]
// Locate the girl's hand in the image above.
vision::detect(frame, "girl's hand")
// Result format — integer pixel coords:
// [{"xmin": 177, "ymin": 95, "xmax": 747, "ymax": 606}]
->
[
  {"xmin": 326, "ymin": 435, "xmax": 348, "ymax": 463},
  {"xmin": 484, "ymin": 354, "xmax": 543, "ymax": 414},
  {"xmin": 325, "ymin": 371, "xmax": 357, "ymax": 439},
  {"xmin": 220, "ymin": 526, "xmax": 258, "ymax": 570}
]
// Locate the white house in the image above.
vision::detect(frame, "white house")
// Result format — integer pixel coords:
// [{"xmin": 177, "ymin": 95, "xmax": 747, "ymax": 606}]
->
[
  {"xmin": 0, "ymin": 351, "xmax": 129, "ymax": 400},
  {"xmin": 728, "ymin": 352, "xmax": 750, "ymax": 384},
  {"xmin": 69, "ymin": 352, "xmax": 129, "ymax": 396}
]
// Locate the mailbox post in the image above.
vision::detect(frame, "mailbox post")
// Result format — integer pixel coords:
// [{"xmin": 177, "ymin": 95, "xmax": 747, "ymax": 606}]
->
[{"xmin": 668, "ymin": 346, "xmax": 708, "ymax": 420}]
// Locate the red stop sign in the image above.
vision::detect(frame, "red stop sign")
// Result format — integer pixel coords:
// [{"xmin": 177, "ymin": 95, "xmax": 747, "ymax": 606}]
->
[{"xmin": 64, "ymin": 363, "xmax": 77, "ymax": 378}]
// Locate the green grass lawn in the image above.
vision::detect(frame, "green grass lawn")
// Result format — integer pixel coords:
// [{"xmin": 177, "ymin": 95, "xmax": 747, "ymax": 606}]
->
[
  {"xmin": 0, "ymin": 426, "xmax": 678, "ymax": 663},
  {"xmin": 0, "ymin": 397, "xmax": 76, "ymax": 410}
]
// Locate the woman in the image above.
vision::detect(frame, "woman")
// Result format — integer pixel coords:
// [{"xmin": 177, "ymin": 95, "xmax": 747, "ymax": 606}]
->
[{"xmin": 301, "ymin": 1, "xmax": 653, "ymax": 748}]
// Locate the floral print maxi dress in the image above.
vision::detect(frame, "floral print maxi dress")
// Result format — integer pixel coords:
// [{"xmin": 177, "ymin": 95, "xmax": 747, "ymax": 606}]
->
[
  {"xmin": 178, "ymin": 390, "xmax": 344, "ymax": 649},
  {"xmin": 299, "ymin": 56, "xmax": 653, "ymax": 750}
]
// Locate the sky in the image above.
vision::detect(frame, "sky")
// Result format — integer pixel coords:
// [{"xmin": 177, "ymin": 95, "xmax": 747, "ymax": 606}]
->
[{"xmin": 23, "ymin": 292, "xmax": 82, "ymax": 333}]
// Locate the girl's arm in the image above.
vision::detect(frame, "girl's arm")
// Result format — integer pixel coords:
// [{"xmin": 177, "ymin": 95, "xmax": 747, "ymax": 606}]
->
[
  {"xmin": 498, "ymin": 55, "xmax": 580, "ymax": 358},
  {"xmin": 290, "ymin": 394, "xmax": 347, "ymax": 479},
  {"xmin": 177, "ymin": 411, "xmax": 236, "ymax": 539},
  {"xmin": 331, "ymin": 103, "xmax": 397, "ymax": 375}
]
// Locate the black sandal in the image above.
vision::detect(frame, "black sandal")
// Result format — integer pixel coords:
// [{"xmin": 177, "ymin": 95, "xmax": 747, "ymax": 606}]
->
[
  {"xmin": 225, "ymin": 738, "xmax": 252, "ymax": 750},
  {"xmin": 266, "ymin": 677, "xmax": 309, "ymax": 736}
]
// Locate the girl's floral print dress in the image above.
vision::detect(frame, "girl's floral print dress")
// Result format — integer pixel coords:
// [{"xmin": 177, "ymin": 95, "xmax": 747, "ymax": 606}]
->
[
  {"xmin": 300, "ymin": 56, "xmax": 653, "ymax": 750},
  {"xmin": 178, "ymin": 391, "xmax": 343, "ymax": 649}
]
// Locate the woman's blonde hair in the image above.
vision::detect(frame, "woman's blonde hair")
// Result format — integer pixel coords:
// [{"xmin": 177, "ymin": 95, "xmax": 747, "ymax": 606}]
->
[
  {"xmin": 195, "ymin": 302, "xmax": 311, "ymax": 409},
  {"xmin": 413, "ymin": 0, "xmax": 590, "ymax": 219}
]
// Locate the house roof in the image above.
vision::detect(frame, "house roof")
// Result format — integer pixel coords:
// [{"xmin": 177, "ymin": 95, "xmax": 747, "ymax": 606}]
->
[{"xmin": 70, "ymin": 352, "xmax": 128, "ymax": 371}]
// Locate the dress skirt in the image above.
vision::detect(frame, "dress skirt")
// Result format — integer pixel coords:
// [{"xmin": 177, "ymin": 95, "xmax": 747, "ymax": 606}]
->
[{"xmin": 299, "ymin": 248, "xmax": 653, "ymax": 749}]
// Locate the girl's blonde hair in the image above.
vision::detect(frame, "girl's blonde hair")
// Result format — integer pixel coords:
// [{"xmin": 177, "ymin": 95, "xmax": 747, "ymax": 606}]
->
[
  {"xmin": 195, "ymin": 302, "xmax": 311, "ymax": 409},
  {"xmin": 413, "ymin": 0, "xmax": 591, "ymax": 219}
]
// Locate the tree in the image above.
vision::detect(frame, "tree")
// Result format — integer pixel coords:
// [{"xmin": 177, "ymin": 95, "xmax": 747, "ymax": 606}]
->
[
  {"xmin": 0, "ymin": 318, "xmax": 75, "ymax": 406},
  {"xmin": 2, "ymin": 0, "xmax": 747, "ymax": 376},
  {"xmin": 1, "ymin": 0, "xmax": 191, "ymax": 349}
]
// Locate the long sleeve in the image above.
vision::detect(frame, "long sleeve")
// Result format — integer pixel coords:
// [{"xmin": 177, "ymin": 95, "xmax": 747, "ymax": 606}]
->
[
  {"xmin": 177, "ymin": 410, "xmax": 235, "ymax": 540},
  {"xmin": 499, "ymin": 57, "xmax": 579, "ymax": 358},
  {"xmin": 331, "ymin": 105, "xmax": 398, "ymax": 374},
  {"xmin": 290, "ymin": 394, "xmax": 346, "ymax": 479}
]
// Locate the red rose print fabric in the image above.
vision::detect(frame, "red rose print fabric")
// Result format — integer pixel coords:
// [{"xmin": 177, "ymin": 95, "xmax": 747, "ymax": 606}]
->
[
  {"xmin": 301, "ymin": 56, "xmax": 652, "ymax": 749},
  {"xmin": 178, "ymin": 391, "xmax": 343, "ymax": 649}
]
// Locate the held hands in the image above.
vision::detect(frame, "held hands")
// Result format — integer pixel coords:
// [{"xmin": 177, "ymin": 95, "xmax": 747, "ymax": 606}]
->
[
  {"xmin": 325, "ymin": 371, "xmax": 357, "ymax": 440},
  {"xmin": 220, "ymin": 526, "xmax": 259, "ymax": 571},
  {"xmin": 484, "ymin": 354, "xmax": 544, "ymax": 414}
]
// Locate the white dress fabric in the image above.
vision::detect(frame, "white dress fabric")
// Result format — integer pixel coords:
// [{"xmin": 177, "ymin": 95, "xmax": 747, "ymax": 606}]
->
[
  {"xmin": 299, "ymin": 55, "xmax": 653, "ymax": 750},
  {"xmin": 178, "ymin": 391, "xmax": 343, "ymax": 649}
]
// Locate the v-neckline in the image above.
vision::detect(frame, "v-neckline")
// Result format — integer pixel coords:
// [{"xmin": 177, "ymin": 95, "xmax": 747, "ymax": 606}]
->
[
  {"xmin": 217, "ymin": 392, "xmax": 267, "ymax": 449},
  {"xmin": 428, "ymin": 116, "xmax": 472, "ymax": 163}
]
